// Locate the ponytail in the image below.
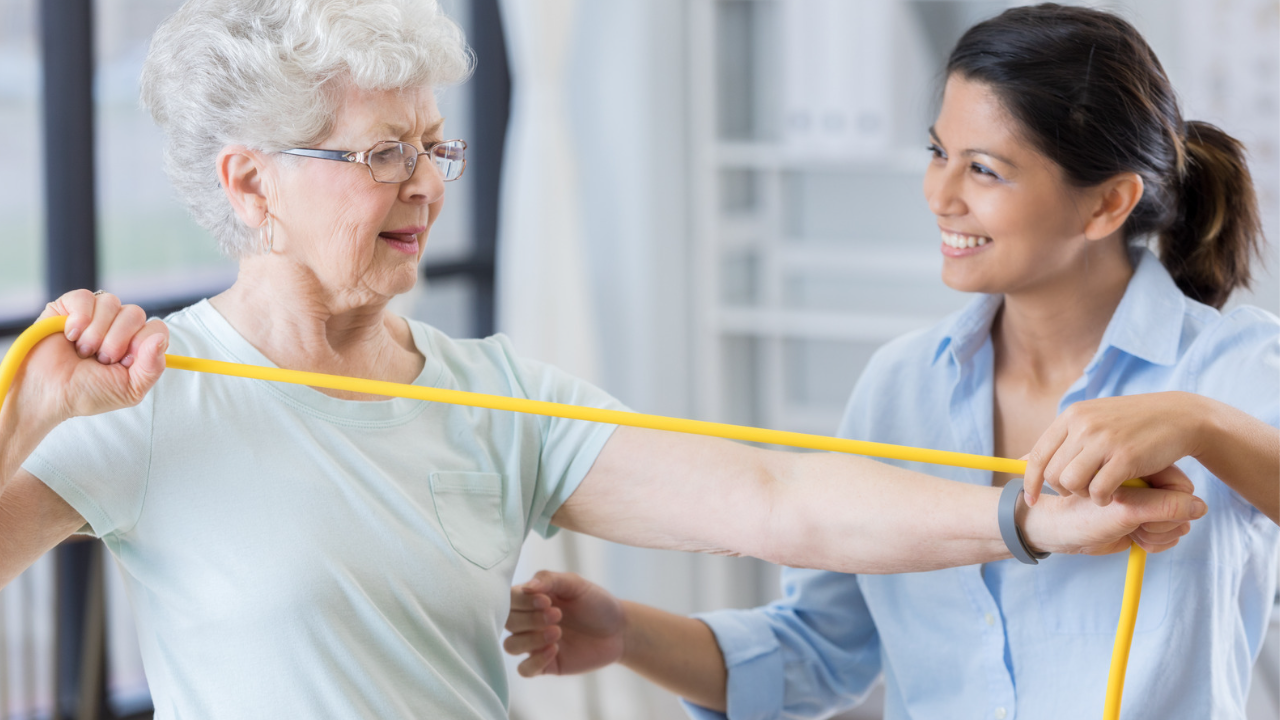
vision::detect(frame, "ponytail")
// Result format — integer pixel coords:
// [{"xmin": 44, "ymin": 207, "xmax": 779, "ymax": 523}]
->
[{"xmin": 1160, "ymin": 121, "xmax": 1264, "ymax": 308}]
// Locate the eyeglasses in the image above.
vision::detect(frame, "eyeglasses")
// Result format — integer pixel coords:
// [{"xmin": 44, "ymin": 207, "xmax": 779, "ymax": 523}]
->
[{"xmin": 279, "ymin": 139, "xmax": 467, "ymax": 183}]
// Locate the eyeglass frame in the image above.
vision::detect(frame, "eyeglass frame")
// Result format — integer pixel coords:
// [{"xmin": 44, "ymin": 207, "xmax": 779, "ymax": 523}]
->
[{"xmin": 279, "ymin": 139, "xmax": 468, "ymax": 183}]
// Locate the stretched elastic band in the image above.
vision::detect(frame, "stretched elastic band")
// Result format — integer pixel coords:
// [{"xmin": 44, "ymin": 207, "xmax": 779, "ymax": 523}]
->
[{"xmin": 0, "ymin": 315, "xmax": 1152, "ymax": 719}]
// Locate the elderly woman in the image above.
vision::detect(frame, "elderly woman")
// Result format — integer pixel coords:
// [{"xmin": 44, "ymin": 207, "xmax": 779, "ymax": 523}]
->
[{"xmin": 0, "ymin": 1, "xmax": 1204, "ymax": 718}]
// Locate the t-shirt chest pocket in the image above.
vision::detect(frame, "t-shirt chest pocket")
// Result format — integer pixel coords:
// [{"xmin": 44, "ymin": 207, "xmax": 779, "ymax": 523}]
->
[{"xmin": 429, "ymin": 471, "xmax": 514, "ymax": 569}]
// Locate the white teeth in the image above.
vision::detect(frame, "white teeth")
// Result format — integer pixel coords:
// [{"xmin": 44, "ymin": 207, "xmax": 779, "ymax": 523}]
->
[{"xmin": 940, "ymin": 230, "xmax": 992, "ymax": 249}]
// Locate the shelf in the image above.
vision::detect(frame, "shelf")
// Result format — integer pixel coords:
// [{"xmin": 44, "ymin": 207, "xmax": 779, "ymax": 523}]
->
[
  {"xmin": 690, "ymin": 0, "xmax": 976, "ymax": 442},
  {"xmin": 773, "ymin": 245, "xmax": 943, "ymax": 277},
  {"xmin": 719, "ymin": 215, "xmax": 767, "ymax": 246},
  {"xmin": 715, "ymin": 307, "xmax": 941, "ymax": 341},
  {"xmin": 715, "ymin": 141, "xmax": 926, "ymax": 174},
  {"xmin": 715, "ymin": 244, "xmax": 947, "ymax": 278}
]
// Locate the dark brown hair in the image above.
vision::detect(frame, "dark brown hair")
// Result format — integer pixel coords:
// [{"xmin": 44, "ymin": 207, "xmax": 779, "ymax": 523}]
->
[{"xmin": 946, "ymin": 3, "xmax": 1263, "ymax": 308}]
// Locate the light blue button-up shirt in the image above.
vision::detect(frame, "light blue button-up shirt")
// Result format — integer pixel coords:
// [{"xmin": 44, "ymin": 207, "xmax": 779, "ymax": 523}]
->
[{"xmin": 686, "ymin": 250, "xmax": 1279, "ymax": 720}]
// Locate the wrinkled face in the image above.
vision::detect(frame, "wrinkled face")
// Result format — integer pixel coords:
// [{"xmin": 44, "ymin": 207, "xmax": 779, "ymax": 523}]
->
[
  {"xmin": 268, "ymin": 84, "xmax": 446, "ymax": 302},
  {"xmin": 923, "ymin": 75, "xmax": 1096, "ymax": 295}
]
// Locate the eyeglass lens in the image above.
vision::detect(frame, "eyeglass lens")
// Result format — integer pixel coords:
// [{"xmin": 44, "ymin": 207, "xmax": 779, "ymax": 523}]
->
[
  {"xmin": 367, "ymin": 140, "xmax": 466, "ymax": 183},
  {"xmin": 430, "ymin": 142, "xmax": 466, "ymax": 182}
]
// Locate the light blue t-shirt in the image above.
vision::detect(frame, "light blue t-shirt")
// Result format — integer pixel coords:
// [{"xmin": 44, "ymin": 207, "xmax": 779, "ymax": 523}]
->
[
  {"xmin": 24, "ymin": 300, "xmax": 622, "ymax": 719},
  {"xmin": 688, "ymin": 250, "xmax": 1280, "ymax": 720}
]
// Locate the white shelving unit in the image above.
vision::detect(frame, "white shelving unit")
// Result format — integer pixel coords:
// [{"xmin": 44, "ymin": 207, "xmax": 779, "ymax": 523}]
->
[
  {"xmin": 684, "ymin": 0, "xmax": 1018, "ymax": 647},
  {"xmin": 689, "ymin": 0, "xmax": 1008, "ymax": 438},
  {"xmin": 686, "ymin": 5, "xmax": 1016, "ymax": 712}
]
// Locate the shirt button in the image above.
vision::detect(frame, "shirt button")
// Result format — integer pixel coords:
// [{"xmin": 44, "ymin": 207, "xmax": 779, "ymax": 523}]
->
[
  {"xmin": 985, "ymin": 613, "xmax": 996, "ymax": 626},
  {"xmin": 994, "ymin": 708, "xmax": 1007, "ymax": 720}
]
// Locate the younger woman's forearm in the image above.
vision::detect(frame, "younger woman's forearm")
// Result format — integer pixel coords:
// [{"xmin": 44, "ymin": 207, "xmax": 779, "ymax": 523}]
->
[
  {"xmin": 1193, "ymin": 396, "xmax": 1280, "ymax": 523},
  {"xmin": 619, "ymin": 601, "xmax": 728, "ymax": 712}
]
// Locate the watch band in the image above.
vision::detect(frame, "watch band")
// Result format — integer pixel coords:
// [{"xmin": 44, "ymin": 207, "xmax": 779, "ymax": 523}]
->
[{"xmin": 999, "ymin": 479, "xmax": 1051, "ymax": 565}]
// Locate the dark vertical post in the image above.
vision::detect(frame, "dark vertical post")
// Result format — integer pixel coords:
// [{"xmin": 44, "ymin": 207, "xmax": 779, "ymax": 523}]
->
[
  {"xmin": 52, "ymin": 542, "xmax": 109, "ymax": 720},
  {"xmin": 41, "ymin": 0, "xmax": 98, "ymax": 297},
  {"xmin": 39, "ymin": 1, "xmax": 108, "ymax": 718},
  {"xmin": 465, "ymin": 0, "xmax": 510, "ymax": 338}
]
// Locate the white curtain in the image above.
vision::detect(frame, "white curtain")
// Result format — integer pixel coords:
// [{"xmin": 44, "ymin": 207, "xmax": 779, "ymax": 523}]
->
[
  {"xmin": 496, "ymin": 0, "xmax": 731, "ymax": 718},
  {"xmin": 495, "ymin": 0, "xmax": 599, "ymax": 384},
  {"xmin": 494, "ymin": 1, "xmax": 610, "ymax": 719}
]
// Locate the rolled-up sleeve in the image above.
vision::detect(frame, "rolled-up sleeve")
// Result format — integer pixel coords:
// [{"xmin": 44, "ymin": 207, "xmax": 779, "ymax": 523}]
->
[
  {"xmin": 681, "ymin": 569, "xmax": 882, "ymax": 720},
  {"xmin": 682, "ymin": 609, "xmax": 785, "ymax": 720}
]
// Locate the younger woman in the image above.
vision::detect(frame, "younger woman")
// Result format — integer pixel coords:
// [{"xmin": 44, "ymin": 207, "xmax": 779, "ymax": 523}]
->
[{"xmin": 504, "ymin": 5, "xmax": 1280, "ymax": 718}]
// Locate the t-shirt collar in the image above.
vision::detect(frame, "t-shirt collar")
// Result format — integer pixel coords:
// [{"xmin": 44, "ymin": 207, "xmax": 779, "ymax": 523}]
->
[{"xmin": 186, "ymin": 299, "xmax": 446, "ymax": 424}]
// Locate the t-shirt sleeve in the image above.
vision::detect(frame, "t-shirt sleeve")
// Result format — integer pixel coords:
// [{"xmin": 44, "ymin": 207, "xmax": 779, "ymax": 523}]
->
[
  {"xmin": 20, "ymin": 389, "xmax": 155, "ymax": 540},
  {"xmin": 499, "ymin": 342, "xmax": 629, "ymax": 539}
]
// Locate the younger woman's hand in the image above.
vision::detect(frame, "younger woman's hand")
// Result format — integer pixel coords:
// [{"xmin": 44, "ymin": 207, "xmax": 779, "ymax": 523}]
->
[
  {"xmin": 11, "ymin": 290, "xmax": 168, "ymax": 427},
  {"xmin": 504, "ymin": 570, "xmax": 626, "ymax": 678},
  {"xmin": 1023, "ymin": 392, "xmax": 1207, "ymax": 506},
  {"xmin": 1023, "ymin": 479, "xmax": 1207, "ymax": 556}
]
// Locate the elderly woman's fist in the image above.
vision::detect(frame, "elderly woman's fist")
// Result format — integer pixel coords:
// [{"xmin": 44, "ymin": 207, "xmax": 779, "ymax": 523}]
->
[{"xmin": 13, "ymin": 290, "xmax": 169, "ymax": 426}]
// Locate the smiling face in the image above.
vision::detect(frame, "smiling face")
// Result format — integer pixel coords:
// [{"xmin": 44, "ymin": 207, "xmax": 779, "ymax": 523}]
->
[
  {"xmin": 265, "ymin": 84, "xmax": 447, "ymax": 304},
  {"xmin": 923, "ymin": 75, "xmax": 1110, "ymax": 297}
]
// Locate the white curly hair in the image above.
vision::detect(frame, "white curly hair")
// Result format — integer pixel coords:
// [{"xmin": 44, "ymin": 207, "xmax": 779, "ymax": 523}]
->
[{"xmin": 140, "ymin": 0, "xmax": 473, "ymax": 258}]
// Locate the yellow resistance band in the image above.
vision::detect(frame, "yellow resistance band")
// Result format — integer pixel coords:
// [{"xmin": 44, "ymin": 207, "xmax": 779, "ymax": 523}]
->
[{"xmin": 0, "ymin": 316, "xmax": 1146, "ymax": 718}]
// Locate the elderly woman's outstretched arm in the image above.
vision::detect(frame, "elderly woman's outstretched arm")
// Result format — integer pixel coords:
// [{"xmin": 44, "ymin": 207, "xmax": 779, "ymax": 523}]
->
[
  {"xmin": 0, "ymin": 291, "xmax": 168, "ymax": 587},
  {"xmin": 511, "ymin": 428, "xmax": 1211, "ymax": 711},
  {"xmin": 556, "ymin": 424, "xmax": 1209, "ymax": 575}
]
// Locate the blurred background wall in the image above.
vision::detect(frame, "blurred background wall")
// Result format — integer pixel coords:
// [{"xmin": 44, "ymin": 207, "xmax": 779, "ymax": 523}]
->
[{"xmin": 0, "ymin": 1, "xmax": 1276, "ymax": 719}]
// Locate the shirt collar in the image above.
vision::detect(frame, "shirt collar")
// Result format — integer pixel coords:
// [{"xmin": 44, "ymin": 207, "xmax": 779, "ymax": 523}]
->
[
  {"xmin": 1089, "ymin": 247, "xmax": 1185, "ymax": 368},
  {"xmin": 932, "ymin": 248, "xmax": 1185, "ymax": 368},
  {"xmin": 932, "ymin": 294, "xmax": 1002, "ymax": 367}
]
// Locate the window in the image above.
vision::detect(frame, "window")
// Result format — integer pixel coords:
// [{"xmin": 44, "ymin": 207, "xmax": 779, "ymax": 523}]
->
[
  {"xmin": 95, "ymin": 0, "xmax": 236, "ymax": 308},
  {"xmin": 0, "ymin": 2, "xmax": 508, "ymax": 717},
  {"xmin": 0, "ymin": 0, "xmax": 45, "ymax": 325}
]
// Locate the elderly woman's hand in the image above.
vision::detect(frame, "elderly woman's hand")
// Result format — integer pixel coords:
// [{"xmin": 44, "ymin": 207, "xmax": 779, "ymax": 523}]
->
[
  {"xmin": 13, "ymin": 290, "xmax": 168, "ymax": 427},
  {"xmin": 1022, "ymin": 478, "xmax": 1206, "ymax": 556}
]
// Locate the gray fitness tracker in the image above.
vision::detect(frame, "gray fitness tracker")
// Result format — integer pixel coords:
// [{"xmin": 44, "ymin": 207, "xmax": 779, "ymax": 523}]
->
[{"xmin": 999, "ymin": 479, "xmax": 1051, "ymax": 565}]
